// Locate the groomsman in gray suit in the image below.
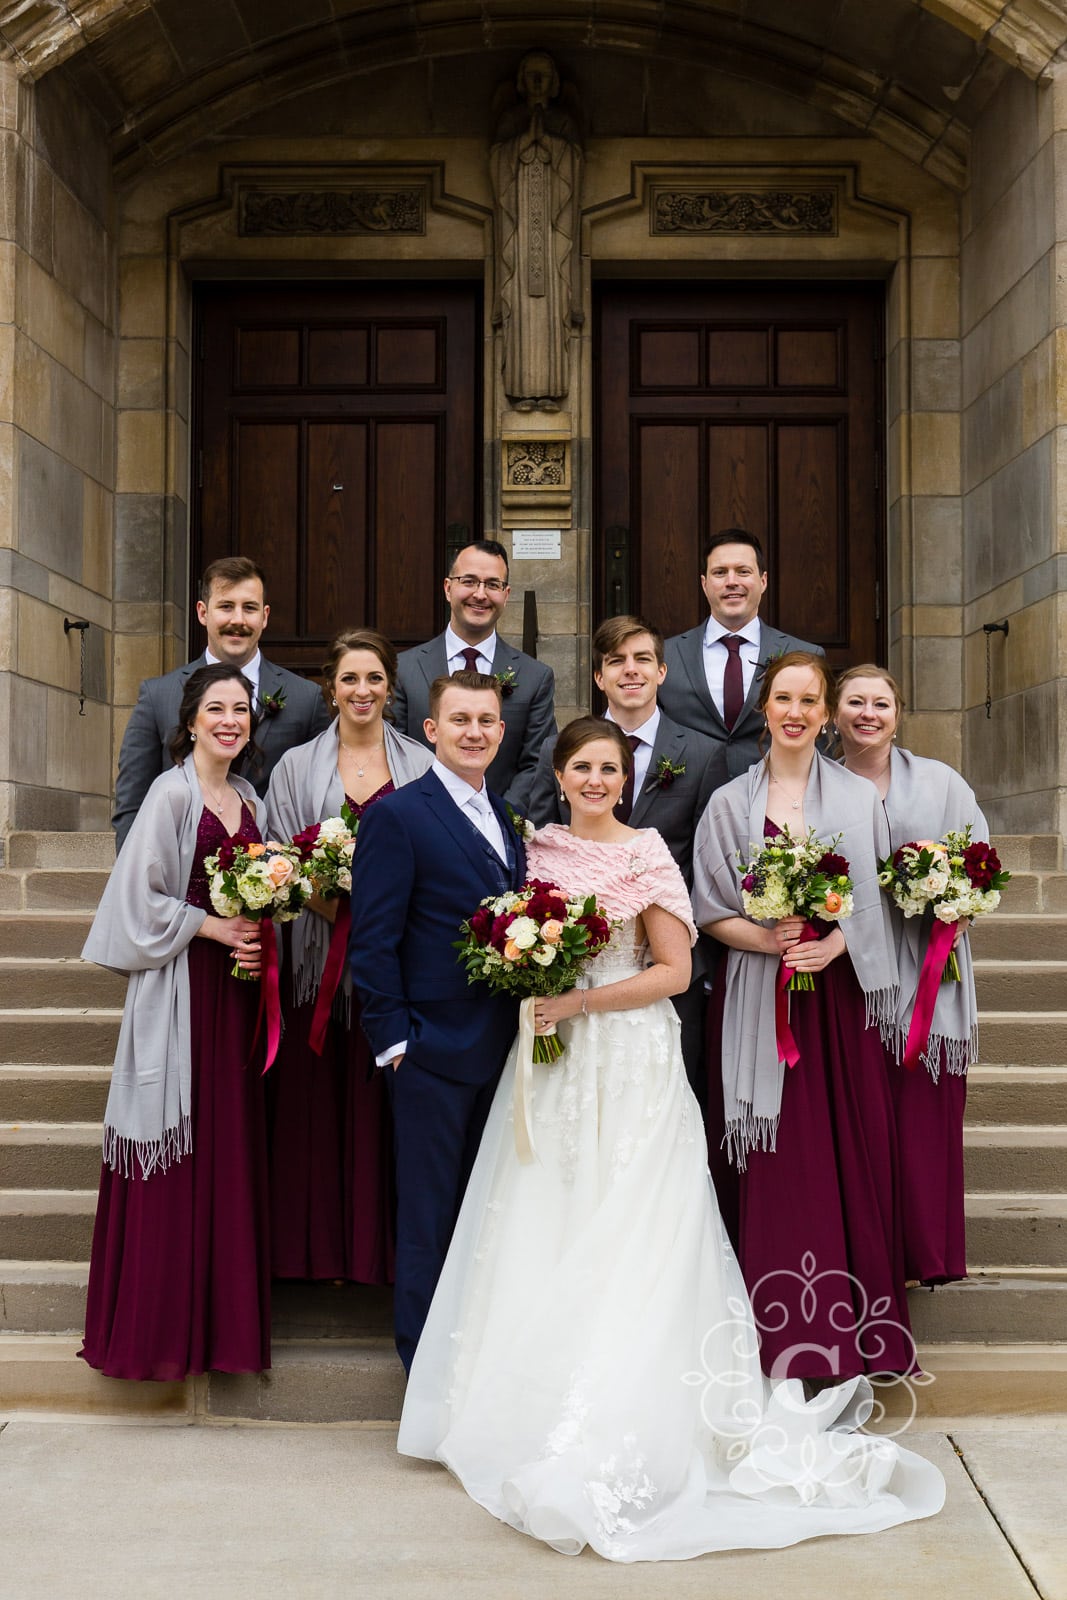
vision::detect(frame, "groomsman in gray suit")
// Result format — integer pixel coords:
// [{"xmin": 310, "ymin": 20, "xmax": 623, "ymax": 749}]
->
[
  {"xmin": 391, "ymin": 540, "xmax": 556, "ymax": 810},
  {"xmin": 112, "ymin": 556, "xmax": 330, "ymax": 851},
  {"xmin": 658, "ymin": 529, "xmax": 823, "ymax": 778},
  {"xmin": 527, "ymin": 614, "xmax": 727, "ymax": 1101}
]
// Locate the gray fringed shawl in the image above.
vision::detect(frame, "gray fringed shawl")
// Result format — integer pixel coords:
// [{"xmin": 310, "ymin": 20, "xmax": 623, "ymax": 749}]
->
[
  {"xmin": 691, "ymin": 752, "xmax": 898, "ymax": 1166},
  {"xmin": 879, "ymin": 747, "xmax": 985, "ymax": 1079},
  {"xmin": 265, "ymin": 718, "xmax": 433, "ymax": 1007},
  {"xmin": 82, "ymin": 760, "xmax": 263, "ymax": 1178}
]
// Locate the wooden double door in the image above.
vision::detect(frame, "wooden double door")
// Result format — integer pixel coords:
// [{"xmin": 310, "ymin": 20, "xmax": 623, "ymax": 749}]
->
[
  {"xmin": 193, "ymin": 282, "xmax": 481, "ymax": 673},
  {"xmin": 596, "ymin": 283, "xmax": 885, "ymax": 667}
]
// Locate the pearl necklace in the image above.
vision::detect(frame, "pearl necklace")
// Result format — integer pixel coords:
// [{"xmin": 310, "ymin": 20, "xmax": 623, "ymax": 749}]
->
[
  {"xmin": 340, "ymin": 741, "xmax": 384, "ymax": 780},
  {"xmin": 199, "ymin": 778, "xmax": 232, "ymax": 818}
]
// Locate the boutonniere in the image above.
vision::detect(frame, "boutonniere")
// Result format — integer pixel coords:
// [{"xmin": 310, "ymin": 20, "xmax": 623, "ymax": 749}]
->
[
  {"xmin": 506, "ymin": 802, "xmax": 535, "ymax": 842},
  {"xmin": 649, "ymin": 755, "xmax": 686, "ymax": 790},
  {"xmin": 259, "ymin": 689, "xmax": 287, "ymax": 718},
  {"xmin": 495, "ymin": 667, "xmax": 518, "ymax": 699},
  {"xmin": 754, "ymin": 648, "xmax": 786, "ymax": 682}
]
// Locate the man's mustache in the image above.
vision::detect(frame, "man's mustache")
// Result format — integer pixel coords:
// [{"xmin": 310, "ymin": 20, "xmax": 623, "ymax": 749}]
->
[{"xmin": 220, "ymin": 625, "xmax": 255, "ymax": 636}]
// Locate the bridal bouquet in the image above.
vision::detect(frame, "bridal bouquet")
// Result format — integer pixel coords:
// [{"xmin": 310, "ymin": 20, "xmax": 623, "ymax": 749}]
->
[
  {"xmin": 292, "ymin": 804, "xmax": 358, "ymax": 899},
  {"xmin": 738, "ymin": 829, "xmax": 854, "ymax": 991},
  {"xmin": 878, "ymin": 826, "xmax": 1010, "ymax": 981},
  {"xmin": 455, "ymin": 879, "xmax": 615, "ymax": 1063},
  {"xmin": 204, "ymin": 838, "xmax": 313, "ymax": 978}
]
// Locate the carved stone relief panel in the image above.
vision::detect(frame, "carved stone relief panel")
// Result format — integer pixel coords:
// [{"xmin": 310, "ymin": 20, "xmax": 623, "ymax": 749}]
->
[
  {"xmin": 240, "ymin": 188, "xmax": 425, "ymax": 235},
  {"xmin": 650, "ymin": 188, "xmax": 836, "ymax": 235},
  {"xmin": 500, "ymin": 435, "xmax": 572, "ymax": 528}
]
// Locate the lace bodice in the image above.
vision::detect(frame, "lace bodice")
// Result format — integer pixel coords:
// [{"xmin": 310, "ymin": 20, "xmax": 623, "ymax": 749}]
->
[{"xmin": 527, "ymin": 826, "xmax": 697, "ymax": 946}]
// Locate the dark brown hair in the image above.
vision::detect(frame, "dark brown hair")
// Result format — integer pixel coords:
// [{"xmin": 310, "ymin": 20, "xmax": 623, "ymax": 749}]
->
[
  {"xmin": 702, "ymin": 528, "xmax": 766, "ymax": 575},
  {"xmin": 552, "ymin": 715, "xmax": 634, "ymax": 777},
  {"xmin": 322, "ymin": 628, "xmax": 399, "ymax": 708},
  {"xmin": 167, "ymin": 663, "xmax": 261, "ymax": 768},
  {"xmin": 427, "ymin": 670, "xmax": 503, "ymax": 721},
  {"xmin": 592, "ymin": 614, "xmax": 664, "ymax": 673},
  {"xmin": 199, "ymin": 556, "xmax": 267, "ymax": 604}
]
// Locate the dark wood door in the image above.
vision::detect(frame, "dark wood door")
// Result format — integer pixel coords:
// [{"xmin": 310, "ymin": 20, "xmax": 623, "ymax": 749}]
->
[
  {"xmin": 193, "ymin": 282, "xmax": 481, "ymax": 673},
  {"xmin": 595, "ymin": 283, "xmax": 884, "ymax": 667}
]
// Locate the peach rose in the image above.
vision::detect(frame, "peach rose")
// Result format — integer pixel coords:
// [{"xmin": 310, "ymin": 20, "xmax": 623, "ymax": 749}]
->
[
  {"xmin": 512, "ymin": 900, "xmax": 529, "ymax": 914},
  {"xmin": 503, "ymin": 938, "xmax": 523, "ymax": 962},
  {"xmin": 268, "ymin": 856, "xmax": 294, "ymax": 887},
  {"xmin": 540, "ymin": 919, "xmax": 564, "ymax": 943},
  {"xmin": 246, "ymin": 842, "xmax": 266, "ymax": 858}
]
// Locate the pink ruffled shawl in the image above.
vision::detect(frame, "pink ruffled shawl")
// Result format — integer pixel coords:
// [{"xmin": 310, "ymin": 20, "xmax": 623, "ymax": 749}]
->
[{"xmin": 527, "ymin": 825, "xmax": 697, "ymax": 945}]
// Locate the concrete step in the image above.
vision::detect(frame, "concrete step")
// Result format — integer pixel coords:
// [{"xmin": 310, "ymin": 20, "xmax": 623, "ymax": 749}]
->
[
  {"xmin": 0, "ymin": 1190, "xmax": 97, "ymax": 1259},
  {"xmin": 0, "ymin": 1065, "xmax": 110, "ymax": 1121},
  {"xmin": 976, "ymin": 1010, "xmax": 1067, "ymax": 1065},
  {"xmin": 2, "ymin": 1331, "xmax": 1066, "ymax": 1420},
  {"xmin": 965, "ymin": 1066, "xmax": 1067, "ymax": 1123},
  {"xmin": 0, "ymin": 913, "xmax": 93, "ymax": 959},
  {"xmin": 0, "ymin": 1010, "xmax": 120, "ymax": 1065},
  {"xmin": 906, "ymin": 1273, "xmax": 1067, "ymax": 1342},
  {"xmin": 966, "ymin": 1194, "xmax": 1067, "ymax": 1267},
  {"xmin": 983, "ymin": 872, "xmax": 1067, "ymax": 914},
  {"xmin": 0, "ymin": 1125, "xmax": 104, "ymax": 1188},
  {"xmin": 989, "ymin": 835, "xmax": 1061, "ymax": 872},
  {"xmin": 973, "ymin": 959, "xmax": 1067, "ymax": 1010},
  {"xmin": 0, "ymin": 870, "xmax": 110, "ymax": 913},
  {"xmin": 963, "ymin": 1128, "xmax": 1067, "ymax": 1192},
  {"xmin": 0, "ymin": 959, "xmax": 125, "ymax": 1009},
  {"xmin": 971, "ymin": 916, "xmax": 1067, "ymax": 960},
  {"xmin": 4, "ymin": 832, "xmax": 115, "ymax": 870}
]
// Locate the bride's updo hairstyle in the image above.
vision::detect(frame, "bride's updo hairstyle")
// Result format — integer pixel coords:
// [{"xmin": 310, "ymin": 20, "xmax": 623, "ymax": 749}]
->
[
  {"xmin": 756, "ymin": 650, "xmax": 835, "ymax": 759},
  {"xmin": 322, "ymin": 627, "xmax": 399, "ymax": 710},
  {"xmin": 553, "ymin": 715, "xmax": 634, "ymax": 779}
]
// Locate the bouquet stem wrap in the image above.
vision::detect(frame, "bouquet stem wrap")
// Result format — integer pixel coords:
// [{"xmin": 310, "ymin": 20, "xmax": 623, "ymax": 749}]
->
[
  {"xmin": 902, "ymin": 918, "xmax": 957, "ymax": 1072},
  {"xmin": 774, "ymin": 920, "xmax": 816, "ymax": 1068},
  {"xmin": 248, "ymin": 919, "xmax": 282, "ymax": 1075},
  {"xmin": 308, "ymin": 899, "xmax": 352, "ymax": 1057}
]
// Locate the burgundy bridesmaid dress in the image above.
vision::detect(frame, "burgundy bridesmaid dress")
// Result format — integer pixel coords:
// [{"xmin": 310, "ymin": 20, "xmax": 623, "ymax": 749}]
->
[
  {"xmin": 888, "ymin": 1041, "xmax": 968, "ymax": 1284},
  {"xmin": 721, "ymin": 820, "xmax": 917, "ymax": 1382},
  {"xmin": 80, "ymin": 803, "xmax": 271, "ymax": 1380},
  {"xmin": 267, "ymin": 781, "xmax": 396, "ymax": 1285}
]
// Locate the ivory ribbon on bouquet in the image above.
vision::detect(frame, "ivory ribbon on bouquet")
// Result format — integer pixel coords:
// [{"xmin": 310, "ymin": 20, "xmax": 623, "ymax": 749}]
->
[
  {"xmin": 513, "ymin": 997, "xmax": 543, "ymax": 1165},
  {"xmin": 902, "ymin": 917, "xmax": 957, "ymax": 1071},
  {"xmin": 308, "ymin": 898, "xmax": 352, "ymax": 1056}
]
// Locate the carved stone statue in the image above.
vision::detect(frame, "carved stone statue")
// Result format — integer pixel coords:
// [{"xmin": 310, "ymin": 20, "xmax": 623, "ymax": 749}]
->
[{"xmin": 490, "ymin": 52, "xmax": 583, "ymax": 412}]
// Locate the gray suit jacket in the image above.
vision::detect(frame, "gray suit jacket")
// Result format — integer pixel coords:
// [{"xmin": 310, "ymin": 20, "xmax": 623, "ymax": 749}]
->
[
  {"xmin": 391, "ymin": 632, "xmax": 556, "ymax": 810},
  {"xmin": 526, "ymin": 710, "xmax": 728, "ymax": 981},
  {"xmin": 112, "ymin": 654, "xmax": 331, "ymax": 851},
  {"xmin": 658, "ymin": 622, "xmax": 823, "ymax": 780}
]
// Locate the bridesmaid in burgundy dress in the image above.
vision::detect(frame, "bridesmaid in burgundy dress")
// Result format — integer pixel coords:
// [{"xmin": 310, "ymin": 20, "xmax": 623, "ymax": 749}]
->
[
  {"xmin": 693, "ymin": 653, "xmax": 917, "ymax": 1381},
  {"xmin": 265, "ymin": 629, "xmax": 432, "ymax": 1283},
  {"xmin": 80, "ymin": 664, "xmax": 271, "ymax": 1380},
  {"xmin": 836, "ymin": 665, "xmax": 983, "ymax": 1285}
]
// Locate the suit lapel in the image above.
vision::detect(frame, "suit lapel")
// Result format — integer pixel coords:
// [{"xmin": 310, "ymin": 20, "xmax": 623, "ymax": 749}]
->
[
  {"xmin": 418, "ymin": 635, "xmax": 450, "ymax": 690},
  {"xmin": 677, "ymin": 627, "xmax": 724, "ymax": 730},
  {"xmin": 421, "ymin": 771, "xmax": 505, "ymax": 889},
  {"xmin": 741, "ymin": 624, "xmax": 787, "ymax": 724},
  {"xmin": 630, "ymin": 717, "xmax": 685, "ymax": 827}
]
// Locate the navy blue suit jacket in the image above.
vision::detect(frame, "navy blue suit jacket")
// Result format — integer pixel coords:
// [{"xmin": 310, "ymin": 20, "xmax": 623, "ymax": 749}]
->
[{"xmin": 348, "ymin": 769, "xmax": 527, "ymax": 1086}]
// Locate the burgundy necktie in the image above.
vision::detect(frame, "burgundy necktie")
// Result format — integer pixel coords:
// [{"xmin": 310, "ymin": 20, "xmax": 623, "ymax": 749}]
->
[
  {"xmin": 456, "ymin": 647, "xmax": 481, "ymax": 675},
  {"xmin": 614, "ymin": 735, "xmax": 642, "ymax": 823},
  {"xmin": 722, "ymin": 635, "xmax": 744, "ymax": 731}
]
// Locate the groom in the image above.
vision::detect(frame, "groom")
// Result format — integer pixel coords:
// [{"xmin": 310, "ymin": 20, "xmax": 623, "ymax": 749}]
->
[{"xmin": 349, "ymin": 672, "xmax": 527, "ymax": 1371}]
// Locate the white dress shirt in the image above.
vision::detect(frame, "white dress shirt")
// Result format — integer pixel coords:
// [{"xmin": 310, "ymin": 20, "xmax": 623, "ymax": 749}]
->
[
  {"xmin": 377, "ymin": 758, "xmax": 507, "ymax": 1067},
  {"xmin": 702, "ymin": 618, "xmax": 762, "ymax": 719},
  {"xmin": 445, "ymin": 625, "xmax": 497, "ymax": 676},
  {"xmin": 605, "ymin": 706, "xmax": 660, "ymax": 801},
  {"xmin": 206, "ymin": 647, "xmax": 262, "ymax": 703}
]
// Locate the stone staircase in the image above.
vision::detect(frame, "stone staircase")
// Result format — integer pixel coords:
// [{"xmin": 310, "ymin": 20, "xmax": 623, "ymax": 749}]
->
[{"xmin": 1, "ymin": 831, "xmax": 1065, "ymax": 1421}]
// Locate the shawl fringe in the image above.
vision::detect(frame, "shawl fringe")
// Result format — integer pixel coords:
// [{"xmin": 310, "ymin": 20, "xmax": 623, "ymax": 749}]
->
[
  {"xmin": 884, "ymin": 1022, "xmax": 977, "ymax": 1082},
  {"xmin": 724, "ymin": 1110, "xmax": 780, "ymax": 1172},
  {"xmin": 103, "ymin": 1114, "xmax": 192, "ymax": 1181}
]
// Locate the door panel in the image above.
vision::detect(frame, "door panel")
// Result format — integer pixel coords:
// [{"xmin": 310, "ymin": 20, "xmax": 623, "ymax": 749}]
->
[
  {"xmin": 194, "ymin": 282, "xmax": 480, "ymax": 674},
  {"xmin": 596, "ymin": 284, "xmax": 884, "ymax": 667}
]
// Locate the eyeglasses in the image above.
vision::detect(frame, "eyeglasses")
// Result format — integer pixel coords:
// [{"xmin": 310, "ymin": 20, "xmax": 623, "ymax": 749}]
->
[{"xmin": 449, "ymin": 575, "xmax": 508, "ymax": 594}]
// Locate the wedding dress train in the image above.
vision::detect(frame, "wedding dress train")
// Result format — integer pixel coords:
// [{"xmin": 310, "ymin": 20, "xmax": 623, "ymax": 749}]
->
[{"xmin": 398, "ymin": 840, "xmax": 944, "ymax": 1561}]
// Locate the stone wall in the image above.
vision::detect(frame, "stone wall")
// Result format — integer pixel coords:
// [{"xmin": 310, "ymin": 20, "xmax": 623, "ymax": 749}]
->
[
  {"xmin": 961, "ymin": 65, "xmax": 1066, "ymax": 835},
  {"xmin": 0, "ymin": 65, "xmax": 115, "ymax": 832}
]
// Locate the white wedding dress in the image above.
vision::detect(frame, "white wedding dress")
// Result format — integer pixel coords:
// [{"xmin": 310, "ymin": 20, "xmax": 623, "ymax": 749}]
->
[{"xmin": 398, "ymin": 828, "xmax": 944, "ymax": 1561}]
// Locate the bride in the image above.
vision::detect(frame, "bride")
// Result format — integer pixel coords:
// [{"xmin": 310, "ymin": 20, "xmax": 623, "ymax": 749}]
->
[{"xmin": 398, "ymin": 717, "xmax": 944, "ymax": 1561}]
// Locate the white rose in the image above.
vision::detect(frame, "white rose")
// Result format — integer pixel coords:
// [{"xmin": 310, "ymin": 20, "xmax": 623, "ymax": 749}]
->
[
  {"xmin": 318, "ymin": 817, "xmax": 349, "ymax": 844},
  {"xmin": 210, "ymin": 883, "xmax": 241, "ymax": 918},
  {"xmin": 508, "ymin": 916, "xmax": 539, "ymax": 950},
  {"xmin": 338, "ymin": 868, "xmax": 352, "ymax": 892},
  {"xmin": 530, "ymin": 946, "xmax": 556, "ymax": 966}
]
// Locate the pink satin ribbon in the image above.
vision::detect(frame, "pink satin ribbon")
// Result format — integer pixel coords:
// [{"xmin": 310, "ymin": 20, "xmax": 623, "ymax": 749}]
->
[
  {"xmin": 774, "ymin": 919, "xmax": 817, "ymax": 1069},
  {"xmin": 309, "ymin": 898, "xmax": 352, "ymax": 1057},
  {"xmin": 248, "ymin": 917, "xmax": 282, "ymax": 1075},
  {"xmin": 902, "ymin": 917, "xmax": 957, "ymax": 1071}
]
